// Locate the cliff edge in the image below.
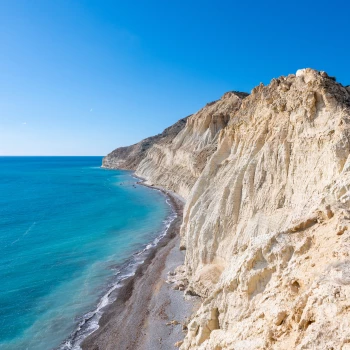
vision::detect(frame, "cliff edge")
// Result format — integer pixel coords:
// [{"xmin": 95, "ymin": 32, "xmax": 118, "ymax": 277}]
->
[
  {"xmin": 104, "ymin": 91, "xmax": 248, "ymax": 198},
  {"xmin": 104, "ymin": 69, "xmax": 350, "ymax": 349},
  {"xmin": 102, "ymin": 116, "xmax": 188, "ymax": 170}
]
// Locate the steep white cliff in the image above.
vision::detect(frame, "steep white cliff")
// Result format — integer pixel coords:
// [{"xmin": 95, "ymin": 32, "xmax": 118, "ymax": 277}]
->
[
  {"xmin": 179, "ymin": 69, "xmax": 350, "ymax": 349},
  {"xmin": 102, "ymin": 117, "xmax": 188, "ymax": 170},
  {"xmin": 136, "ymin": 91, "xmax": 248, "ymax": 198},
  {"xmin": 104, "ymin": 68, "xmax": 350, "ymax": 349}
]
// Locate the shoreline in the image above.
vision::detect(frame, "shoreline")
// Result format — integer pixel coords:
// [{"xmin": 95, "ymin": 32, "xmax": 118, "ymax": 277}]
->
[
  {"xmin": 79, "ymin": 175, "xmax": 197, "ymax": 350},
  {"xmin": 132, "ymin": 173, "xmax": 186, "ymax": 205}
]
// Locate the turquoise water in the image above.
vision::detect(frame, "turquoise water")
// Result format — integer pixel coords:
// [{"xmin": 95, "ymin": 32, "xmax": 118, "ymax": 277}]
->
[{"xmin": 0, "ymin": 157, "xmax": 172, "ymax": 350}]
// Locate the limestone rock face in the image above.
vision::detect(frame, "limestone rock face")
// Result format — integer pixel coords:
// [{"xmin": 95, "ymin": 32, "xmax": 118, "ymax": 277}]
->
[
  {"xmin": 179, "ymin": 69, "xmax": 350, "ymax": 349},
  {"xmin": 102, "ymin": 116, "xmax": 188, "ymax": 170},
  {"xmin": 135, "ymin": 91, "xmax": 248, "ymax": 198},
  {"xmin": 104, "ymin": 68, "xmax": 350, "ymax": 349}
]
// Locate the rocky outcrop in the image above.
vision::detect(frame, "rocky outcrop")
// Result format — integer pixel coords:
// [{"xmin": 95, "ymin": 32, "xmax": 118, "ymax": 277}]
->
[
  {"xmin": 179, "ymin": 69, "xmax": 350, "ymax": 349},
  {"xmin": 135, "ymin": 91, "xmax": 248, "ymax": 198},
  {"xmin": 102, "ymin": 116, "xmax": 188, "ymax": 170},
  {"xmin": 104, "ymin": 68, "xmax": 350, "ymax": 349},
  {"xmin": 103, "ymin": 91, "xmax": 248, "ymax": 198}
]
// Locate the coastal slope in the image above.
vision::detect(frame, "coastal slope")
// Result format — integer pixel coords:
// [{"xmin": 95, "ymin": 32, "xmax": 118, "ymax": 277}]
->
[
  {"xmin": 135, "ymin": 91, "xmax": 248, "ymax": 199},
  {"xmin": 179, "ymin": 69, "xmax": 350, "ymax": 349},
  {"xmin": 102, "ymin": 116, "xmax": 188, "ymax": 170},
  {"xmin": 104, "ymin": 91, "xmax": 248, "ymax": 198},
  {"xmin": 103, "ymin": 69, "xmax": 350, "ymax": 349}
]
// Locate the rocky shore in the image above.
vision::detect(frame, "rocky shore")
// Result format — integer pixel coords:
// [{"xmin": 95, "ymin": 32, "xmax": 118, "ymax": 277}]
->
[{"xmin": 81, "ymin": 189, "xmax": 199, "ymax": 350}]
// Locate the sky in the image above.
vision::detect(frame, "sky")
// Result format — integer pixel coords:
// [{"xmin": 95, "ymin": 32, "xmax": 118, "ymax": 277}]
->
[{"xmin": 0, "ymin": 0, "xmax": 349, "ymax": 156}]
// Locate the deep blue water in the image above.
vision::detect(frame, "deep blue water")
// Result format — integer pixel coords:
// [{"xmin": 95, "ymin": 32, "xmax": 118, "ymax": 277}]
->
[{"xmin": 0, "ymin": 157, "xmax": 172, "ymax": 350}]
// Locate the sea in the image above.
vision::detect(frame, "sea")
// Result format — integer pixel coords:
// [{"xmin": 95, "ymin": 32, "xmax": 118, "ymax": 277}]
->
[{"xmin": 0, "ymin": 156, "xmax": 174, "ymax": 350}]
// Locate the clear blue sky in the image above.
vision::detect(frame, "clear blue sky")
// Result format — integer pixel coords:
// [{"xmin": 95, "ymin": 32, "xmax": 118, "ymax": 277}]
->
[{"xmin": 1, "ymin": 0, "xmax": 349, "ymax": 155}]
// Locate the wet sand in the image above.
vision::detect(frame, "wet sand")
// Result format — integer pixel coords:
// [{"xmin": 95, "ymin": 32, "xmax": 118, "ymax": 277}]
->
[{"xmin": 81, "ymin": 190, "xmax": 198, "ymax": 350}]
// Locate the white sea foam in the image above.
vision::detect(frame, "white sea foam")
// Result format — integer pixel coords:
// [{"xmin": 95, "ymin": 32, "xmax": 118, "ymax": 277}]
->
[{"xmin": 9, "ymin": 221, "xmax": 36, "ymax": 247}]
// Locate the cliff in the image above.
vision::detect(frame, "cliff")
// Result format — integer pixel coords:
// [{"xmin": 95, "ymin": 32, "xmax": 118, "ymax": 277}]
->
[
  {"xmin": 102, "ymin": 116, "xmax": 188, "ymax": 170},
  {"xmin": 135, "ymin": 91, "xmax": 248, "ymax": 198},
  {"xmin": 104, "ymin": 69, "xmax": 350, "ymax": 349},
  {"xmin": 103, "ymin": 91, "xmax": 248, "ymax": 198}
]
